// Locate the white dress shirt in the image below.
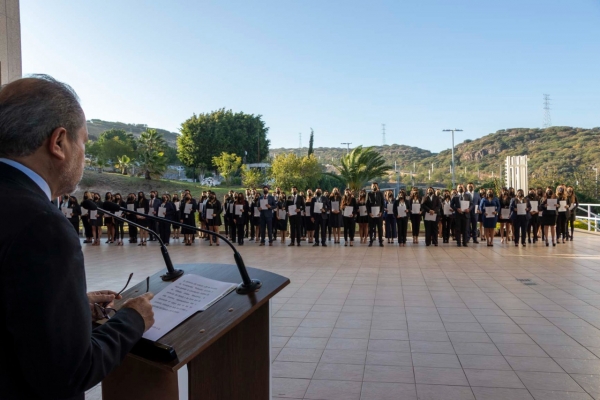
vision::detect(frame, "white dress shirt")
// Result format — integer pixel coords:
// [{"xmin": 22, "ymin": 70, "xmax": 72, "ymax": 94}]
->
[{"xmin": 0, "ymin": 158, "xmax": 52, "ymax": 200}]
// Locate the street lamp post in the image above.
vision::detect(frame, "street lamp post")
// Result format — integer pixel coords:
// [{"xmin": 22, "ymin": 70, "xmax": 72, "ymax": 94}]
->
[
  {"xmin": 593, "ymin": 166, "xmax": 598, "ymax": 200},
  {"xmin": 443, "ymin": 129, "xmax": 463, "ymax": 188}
]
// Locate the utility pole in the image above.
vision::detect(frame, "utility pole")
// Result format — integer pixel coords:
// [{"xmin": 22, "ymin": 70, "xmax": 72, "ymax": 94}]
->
[
  {"xmin": 341, "ymin": 142, "xmax": 352, "ymax": 155},
  {"xmin": 299, "ymin": 132, "xmax": 302, "ymax": 156},
  {"xmin": 543, "ymin": 94, "xmax": 552, "ymax": 128},
  {"xmin": 382, "ymin": 124, "xmax": 386, "ymax": 145},
  {"xmin": 443, "ymin": 129, "xmax": 463, "ymax": 188},
  {"xmin": 593, "ymin": 166, "xmax": 598, "ymax": 200}
]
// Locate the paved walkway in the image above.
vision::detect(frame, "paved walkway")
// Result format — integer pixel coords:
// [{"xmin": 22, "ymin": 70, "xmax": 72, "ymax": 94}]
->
[{"xmin": 84, "ymin": 234, "xmax": 600, "ymax": 399}]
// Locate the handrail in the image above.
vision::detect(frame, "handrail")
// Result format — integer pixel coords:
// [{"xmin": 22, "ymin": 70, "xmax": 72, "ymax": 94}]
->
[{"xmin": 575, "ymin": 203, "xmax": 600, "ymax": 232}]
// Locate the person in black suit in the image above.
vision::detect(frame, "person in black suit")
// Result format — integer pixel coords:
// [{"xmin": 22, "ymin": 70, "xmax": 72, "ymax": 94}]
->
[
  {"xmin": 311, "ymin": 188, "xmax": 330, "ymax": 246},
  {"xmin": 288, "ymin": 186, "xmax": 305, "ymax": 246},
  {"xmin": 467, "ymin": 183, "xmax": 480, "ymax": 244},
  {"xmin": 450, "ymin": 184, "xmax": 473, "ymax": 247},
  {"xmin": 366, "ymin": 182, "xmax": 384, "ymax": 247},
  {"xmin": 0, "ymin": 75, "xmax": 154, "ymax": 400},
  {"xmin": 422, "ymin": 187, "xmax": 441, "ymax": 246}
]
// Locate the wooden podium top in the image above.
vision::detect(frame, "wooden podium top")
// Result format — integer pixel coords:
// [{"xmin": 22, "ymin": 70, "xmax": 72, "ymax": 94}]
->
[{"xmin": 115, "ymin": 263, "xmax": 289, "ymax": 372}]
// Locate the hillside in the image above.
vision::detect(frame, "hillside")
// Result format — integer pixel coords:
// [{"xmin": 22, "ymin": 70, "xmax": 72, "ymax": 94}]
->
[{"xmin": 86, "ymin": 119, "xmax": 179, "ymax": 147}]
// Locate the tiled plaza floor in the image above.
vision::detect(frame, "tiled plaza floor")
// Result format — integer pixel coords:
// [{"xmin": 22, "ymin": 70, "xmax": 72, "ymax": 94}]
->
[{"xmin": 84, "ymin": 232, "xmax": 600, "ymax": 399}]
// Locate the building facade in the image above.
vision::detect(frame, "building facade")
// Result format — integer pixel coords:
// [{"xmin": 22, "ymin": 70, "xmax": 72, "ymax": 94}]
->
[
  {"xmin": 0, "ymin": 0, "xmax": 21, "ymax": 85},
  {"xmin": 505, "ymin": 155, "xmax": 528, "ymax": 191}
]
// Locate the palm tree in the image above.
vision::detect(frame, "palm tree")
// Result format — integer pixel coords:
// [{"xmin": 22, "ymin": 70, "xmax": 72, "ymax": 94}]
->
[
  {"xmin": 115, "ymin": 155, "xmax": 132, "ymax": 175},
  {"xmin": 333, "ymin": 146, "xmax": 391, "ymax": 191},
  {"xmin": 137, "ymin": 129, "xmax": 168, "ymax": 180}
]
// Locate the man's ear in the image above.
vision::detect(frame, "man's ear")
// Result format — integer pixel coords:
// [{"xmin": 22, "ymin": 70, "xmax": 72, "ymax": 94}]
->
[{"xmin": 47, "ymin": 127, "xmax": 68, "ymax": 161}]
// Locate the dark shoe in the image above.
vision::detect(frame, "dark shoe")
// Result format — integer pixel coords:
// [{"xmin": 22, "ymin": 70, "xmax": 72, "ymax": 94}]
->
[
  {"xmin": 269, "ymin": 242, "xmax": 273, "ymax": 246},
  {"xmin": 322, "ymin": 243, "xmax": 327, "ymax": 247},
  {"xmin": 473, "ymin": 240, "xmax": 479, "ymax": 244},
  {"xmin": 259, "ymin": 242, "xmax": 265, "ymax": 246},
  {"xmin": 368, "ymin": 242, "xmax": 373, "ymax": 247},
  {"xmin": 288, "ymin": 243, "xmax": 295, "ymax": 246},
  {"xmin": 297, "ymin": 243, "xmax": 301, "ymax": 247},
  {"xmin": 313, "ymin": 243, "xmax": 320, "ymax": 247},
  {"xmin": 379, "ymin": 243, "xmax": 384, "ymax": 247},
  {"xmin": 457, "ymin": 244, "xmax": 462, "ymax": 247}
]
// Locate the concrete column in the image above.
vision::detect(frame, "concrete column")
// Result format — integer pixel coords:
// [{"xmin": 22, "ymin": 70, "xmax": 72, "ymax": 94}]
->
[{"xmin": 0, "ymin": 0, "xmax": 22, "ymax": 85}]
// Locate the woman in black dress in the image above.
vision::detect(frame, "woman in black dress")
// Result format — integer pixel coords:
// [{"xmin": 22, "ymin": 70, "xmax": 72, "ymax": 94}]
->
[
  {"xmin": 251, "ymin": 194, "xmax": 261, "ymax": 242},
  {"xmin": 103, "ymin": 192, "xmax": 115, "ymax": 244},
  {"xmin": 80, "ymin": 191, "xmax": 93, "ymax": 243},
  {"xmin": 566, "ymin": 186, "xmax": 578, "ymax": 241},
  {"xmin": 92, "ymin": 193, "xmax": 103, "ymax": 246},
  {"xmin": 111, "ymin": 193, "xmax": 126, "ymax": 246},
  {"xmin": 171, "ymin": 194, "xmax": 181, "ymax": 240},
  {"xmin": 180, "ymin": 193, "xmax": 196, "ymax": 246},
  {"xmin": 357, "ymin": 190, "xmax": 369, "ymax": 243},
  {"xmin": 158, "ymin": 194, "xmax": 175, "ymax": 246},
  {"xmin": 67, "ymin": 195, "xmax": 81, "ymax": 236},
  {"xmin": 329, "ymin": 188, "xmax": 342, "ymax": 244},
  {"xmin": 540, "ymin": 187, "xmax": 557, "ymax": 246},
  {"xmin": 233, "ymin": 192, "xmax": 250, "ymax": 245},
  {"xmin": 498, "ymin": 190, "xmax": 512, "ymax": 244},
  {"xmin": 205, "ymin": 191, "xmax": 222, "ymax": 246},
  {"xmin": 555, "ymin": 185, "xmax": 569, "ymax": 244},
  {"xmin": 135, "ymin": 191, "xmax": 150, "ymax": 246},
  {"xmin": 526, "ymin": 189, "xmax": 540, "ymax": 244},
  {"xmin": 276, "ymin": 193, "xmax": 289, "ymax": 244},
  {"xmin": 125, "ymin": 193, "xmax": 138, "ymax": 243},
  {"xmin": 341, "ymin": 189, "xmax": 357, "ymax": 246},
  {"xmin": 409, "ymin": 187, "xmax": 422, "ymax": 244},
  {"xmin": 394, "ymin": 189, "xmax": 410, "ymax": 246},
  {"xmin": 304, "ymin": 190, "xmax": 315, "ymax": 244}
]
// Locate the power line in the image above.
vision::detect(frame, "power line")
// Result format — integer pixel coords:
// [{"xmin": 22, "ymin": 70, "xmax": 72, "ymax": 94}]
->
[{"xmin": 543, "ymin": 94, "xmax": 552, "ymax": 128}]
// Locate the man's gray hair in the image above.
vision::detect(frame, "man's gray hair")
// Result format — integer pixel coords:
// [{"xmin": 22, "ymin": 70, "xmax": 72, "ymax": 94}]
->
[{"xmin": 0, "ymin": 74, "xmax": 84, "ymax": 158}]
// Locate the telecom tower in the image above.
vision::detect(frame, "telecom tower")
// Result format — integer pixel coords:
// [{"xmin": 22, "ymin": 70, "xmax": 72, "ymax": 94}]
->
[
  {"xmin": 382, "ymin": 124, "xmax": 386, "ymax": 145},
  {"xmin": 543, "ymin": 94, "xmax": 552, "ymax": 128}
]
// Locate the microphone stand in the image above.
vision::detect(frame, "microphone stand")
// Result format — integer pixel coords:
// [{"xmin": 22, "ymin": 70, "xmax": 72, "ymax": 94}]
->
[
  {"xmin": 98, "ymin": 207, "xmax": 184, "ymax": 281},
  {"xmin": 121, "ymin": 207, "xmax": 262, "ymax": 294}
]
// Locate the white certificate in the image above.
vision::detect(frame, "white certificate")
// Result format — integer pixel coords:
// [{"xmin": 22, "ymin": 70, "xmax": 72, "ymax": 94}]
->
[
  {"xmin": 443, "ymin": 204, "xmax": 451, "ymax": 216},
  {"xmin": 359, "ymin": 206, "xmax": 367, "ymax": 216},
  {"xmin": 90, "ymin": 210, "xmax": 97, "ymax": 220},
  {"xmin": 475, "ymin": 205, "xmax": 479, "ymax": 213},
  {"xmin": 501, "ymin": 208, "xmax": 510, "ymax": 219},
  {"xmin": 343, "ymin": 206, "xmax": 354, "ymax": 217},
  {"xmin": 259, "ymin": 199, "xmax": 268, "ymax": 209},
  {"xmin": 530, "ymin": 201, "xmax": 538, "ymax": 211},
  {"xmin": 387, "ymin": 203, "xmax": 394, "ymax": 214},
  {"xmin": 547, "ymin": 199, "xmax": 557, "ymax": 210},
  {"xmin": 314, "ymin": 202, "xmax": 323, "ymax": 212},
  {"xmin": 412, "ymin": 204, "xmax": 421, "ymax": 214},
  {"xmin": 398, "ymin": 204, "xmax": 407, "ymax": 217},
  {"xmin": 158, "ymin": 207, "xmax": 166, "ymax": 217},
  {"xmin": 206, "ymin": 209, "xmax": 214, "ymax": 220},
  {"xmin": 228, "ymin": 204, "xmax": 233, "ymax": 213},
  {"xmin": 278, "ymin": 209, "xmax": 286, "ymax": 219},
  {"xmin": 184, "ymin": 203, "xmax": 193, "ymax": 214},
  {"xmin": 517, "ymin": 203, "xmax": 527, "ymax": 215},
  {"xmin": 331, "ymin": 201, "xmax": 339, "ymax": 212},
  {"xmin": 424, "ymin": 212, "xmax": 437, "ymax": 221},
  {"xmin": 559, "ymin": 201, "xmax": 567, "ymax": 212},
  {"xmin": 371, "ymin": 206, "xmax": 380, "ymax": 217},
  {"xmin": 235, "ymin": 205, "xmax": 244, "ymax": 216},
  {"xmin": 485, "ymin": 207, "xmax": 495, "ymax": 218},
  {"xmin": 460, "ymin": 201, "xmax": 470, "ymax": 211},
  {"xmin": 137, "ymin": 207, "xmax": 145, "ymax": 214},
  {"xmin": 288, "ymin": 205, "xmax": 297, "ymax": 215},
  {"xmin": 64, "ymin": 208, "xmax": 73, "ymax": 218},
  {"xmin": 81, "ymin": 207, "xmax": 88, "ymax": 216},
  {"xmin": 127, "ymin": 204, "xmax": 135, "ymax": 211},
  {"xmin": 253, "ymin": 207, "xmax": 260, "ymax": 217},
  {"xmin": 305, "ymin": 207, "xmax": 311, "ymax": 217}
]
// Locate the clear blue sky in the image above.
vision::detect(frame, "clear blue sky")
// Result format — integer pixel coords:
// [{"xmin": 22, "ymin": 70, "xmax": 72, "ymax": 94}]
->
[{"xmin": 21, "ymin": 0, "xmax": 600, "ymax": 153}]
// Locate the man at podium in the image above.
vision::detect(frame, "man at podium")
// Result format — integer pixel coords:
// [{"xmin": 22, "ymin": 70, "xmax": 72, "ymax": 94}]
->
[{"xmin": 0, "ymin": 75, "xmax": 155, "ymax": 400}]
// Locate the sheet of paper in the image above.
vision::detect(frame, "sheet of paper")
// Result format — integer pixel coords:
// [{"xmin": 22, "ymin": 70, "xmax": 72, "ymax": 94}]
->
[
  {"xmin": 398, "ymin": 204, "xmax": 407, "ymax": 217},
  {"xmin": 530, "ymin": 201, "xmax": 538, "ymax": 211},
  {"xmin": 64, "ymin": 209, "xmax": 73, "ymax": 218},
  {"xmin": 278, "ymin": 209, "xmax": 286, "ymax": 219},
  {"xmin": 81, "ymin": 207, "xmax": 88, "ymax": 216},
  {"xmin": 127, "ymin": 204, "xmax": 135, "ymax": 211},
  {"xmin": 475, "ymin": 205, "xmax": 479, "ymax": 213},
  {"xmin": 143, "ymin": 274, "xmax": 237, "ymax": 341},
  {"xmin": 371, "ymin": 206, "xmax": 380, "ymax": 216},
  {"xmin": 539, "ymin": 211, "xmax": 543, "ymax": 216},
  {"xmin": 158, "ymin": 207, "xmax": 166, "ymax": 218},
  {"xmin": 460, "ymin": 201, "xmax": 470, "ymax": 211},
  {"xmin": 443, "ymin": 203, "xmax": 451, "ymax": 216},
  {"xmin": 288, "ymin": 204, "xmax": 297, "ymax": 215},
  {"xmin": 485, "ymin": 207, "xmax": 495, "ymax": 218},
  {"xmin": 206, "ymin": 209, "xmax": 214, "ymax": 220},
  {"xmin": 501, "ymin": 208, "xmax": 510, "ymax": 219},
  {"xmin": 359, "ymin": 205, "xmax": 367, "ymax": 216},
  {"xmin": 259, "ymin": 199, "xmax": 268, "ymax": 209},
  {"xmin": 114, "ymin": 211, "xmax": 123, "ymax": 218},
  {"xmin": 305, "ymin": 207, "xmax": 311, "ymax": 217},
  {"xmin": 229, "ymin": 204, "xmax": 234, "ymax": 213},
  {"xmin": 517, "ymin": 203, "xmax": 527, "ymax": 215},
  {"xmin": 559, "ymin": 200, "xmax": 567, "ymax": 212},
  {"xmin": 412, "ymin": 204, "xmax": 421, "ymax": 214},
  {"xmin": 424, "ymin": 212, "xmax": 437, "ymax": 221},
  {"xmin": 90, "ymin": 210, "xmax": 97, "ymax": 220},
  {"xmin": 547, "ymin": 199, "xmax": 557, "ymax": 210},
  {"xmin": 343, "ymin": 206, "xmax": 354, "ymax": 217},
  {"xmin": 387, "ymin": 203, "xmax": 394, "ymax": 214},
  {"xmin": 314, "ymin": 202, "xmax": 323, "ymax": 213},
  {"xmin": 254, "ymin": 207, "xmax": 260, "ymax": 217},
  {"xmin": 184, "ymin": 203, "xmax": 193, "ymax": 214},
  {"xmin": 331, "ymin": 201, "xmax": 339, "ymax": 212},
  {"xmin": 235, "ymin": 204, "xmax": 243, "ymax": 216}
]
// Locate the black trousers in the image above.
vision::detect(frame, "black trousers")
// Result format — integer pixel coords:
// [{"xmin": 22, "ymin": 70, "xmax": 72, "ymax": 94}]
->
[
  {"xmin": 159, "ymin": 220, "xmax": 171, "ymax": 244},
  {"xmin": 234, "ymin": 223, "xmax": 245, "ymax": 244},
  {"xmin": 250, "ymin": 215, "xmax": 256, "ymax": 239},
  {"xmin": 469, "ymin": 214, "xmax": 478, "ymax": 241},
  {"xmin": 369, "ymin": 216, "xmax": 383, "ymax": 243},
  {"xmin": 396, "ymin": 217, "xmax": 408, "ymax": 244},
  {"xmin": 442, "ymin": 216, "xmax": 452, "ymax": 242},
  {"xmin": 527, "ymin": 215, "xmax": 539, "ymax": 241},
  {"xmin": 289, "ymin": 216, "xmax": 302, "ymax": 244},
  {"xmin": 343, "ymin": 217, "xmax": 355, "ymax": 241},
  {"xmin": 424, "ymin": 219, "xmax": 439, "ymax": 245},
  {"xmin": 114, "ymin": 220, "xmax": 125, "ymax": 240},
  {"xmin": 454, "ymin": 216, "xmax": 469, "ymax": 245},
  {"xmin": 556, "ymin": 213, "xmax": 568, "ymax": 239},
  {"xmin": 314, "ymin": 216, "xmax": 327, "ymax": 244},
  {"xmin": 514, "ymin": 216, "xmax": 527, "ymax": 244},
  {"xmin": 259, "ymin": 216, "xmax": 273, "ymax": 243},
  {"xmin": 410, "ymin": 214, "xmax": 421, "ymax": 237},
  {"xmin": 245, "ymin": 218, "xmax": 250, "ymax": 238},
  {"xmin": 82, "ymin": 216, "xmax": 92, "ymax": 238}
]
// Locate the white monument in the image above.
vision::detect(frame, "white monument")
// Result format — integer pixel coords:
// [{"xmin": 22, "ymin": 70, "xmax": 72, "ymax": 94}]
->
[
  {"xmin": 505, "ymin": 156, "xmax": 528, "ymax": 190},
  {"xmin": 0, "ymin": 0, "xmax": 22, "ymax": 85}
]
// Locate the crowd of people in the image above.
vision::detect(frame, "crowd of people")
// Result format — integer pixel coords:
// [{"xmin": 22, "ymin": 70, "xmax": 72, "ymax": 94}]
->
[{"xmin": 58, "ymin": 182, "xmax": 580, "ymax": 249}]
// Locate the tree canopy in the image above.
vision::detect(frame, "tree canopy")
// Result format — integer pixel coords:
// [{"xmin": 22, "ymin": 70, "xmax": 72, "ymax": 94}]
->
[
  {"xmin": 334, "ymin": 146, "xmax": 391, "ymax": 191},
  {"xmin": 269, "ymin": 153, "xmax": 322, "ymax": 191},
  {"xmin": 212, "ymin": 152, "xmax": 242, "ymax": 184}
]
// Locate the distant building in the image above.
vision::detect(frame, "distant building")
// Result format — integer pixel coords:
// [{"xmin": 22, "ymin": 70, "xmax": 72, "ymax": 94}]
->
[
  {"xmin": 0, "ymin": 0, "xmax": 22, "ymax": 85},
  {"xmin": 505, "ymin": 156, "xmax": 528, "ymax": 190}
]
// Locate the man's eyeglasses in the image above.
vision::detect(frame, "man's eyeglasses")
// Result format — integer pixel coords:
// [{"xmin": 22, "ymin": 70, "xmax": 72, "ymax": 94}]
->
[{"xmin": 94, "ymin": 274, "xmax": 149, "ymax": 320}]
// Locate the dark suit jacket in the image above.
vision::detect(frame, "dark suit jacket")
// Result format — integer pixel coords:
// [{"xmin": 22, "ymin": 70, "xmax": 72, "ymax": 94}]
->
[
  {"xmin": 366, "ymin": 191, "xmax": 384, "ymax": 217},
  {"xmin": 311, "ymin": 195, "xmax": 330, "ymax": 219},
  {"xmin": 0, "ymin": 162, "xmax": 145, "ymax": 400},
  {"xmin": 450, "ymin": 192, "xmax": 473, "ymax": 219},
  {"xmin": 287, "ymin": 194, "xmax": 305, "ymax": 217},
  {"xmin": 422, "ymin": 195, "xmax": 442, "ymax": 216}
]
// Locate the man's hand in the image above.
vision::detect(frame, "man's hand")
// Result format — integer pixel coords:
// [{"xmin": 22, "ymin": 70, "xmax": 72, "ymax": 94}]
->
[
  {"xmin": 88, "ymin": 290, "xmax": 121, "ymax": 321},
  {"xmin": 122, "ymin": 293, "xmax": 155, "ymax": 332}
]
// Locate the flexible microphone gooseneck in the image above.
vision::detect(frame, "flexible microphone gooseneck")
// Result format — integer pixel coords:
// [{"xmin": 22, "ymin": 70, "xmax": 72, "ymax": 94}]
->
[
  {"xmin": 81, "ymin": 200, "xmax": 184, "ymax": 281},
  {"xmin": 121, "ymin": 206, "xmax": 262, "ymax": 294}
]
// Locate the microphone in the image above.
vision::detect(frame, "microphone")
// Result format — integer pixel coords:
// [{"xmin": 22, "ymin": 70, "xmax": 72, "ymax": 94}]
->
[
  {"xmin": 81, "ymin": 200, "xmax": 184, "ymax": 281},
  {"xmin": 120, "ymin": 206, "xmax": 262, "ymax": 294}
]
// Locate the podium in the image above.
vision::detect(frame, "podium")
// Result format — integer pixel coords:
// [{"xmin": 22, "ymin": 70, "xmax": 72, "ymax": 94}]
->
[{"xmin": 102, "ymin": 263, "xmax": 289, "ymax": 400}]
